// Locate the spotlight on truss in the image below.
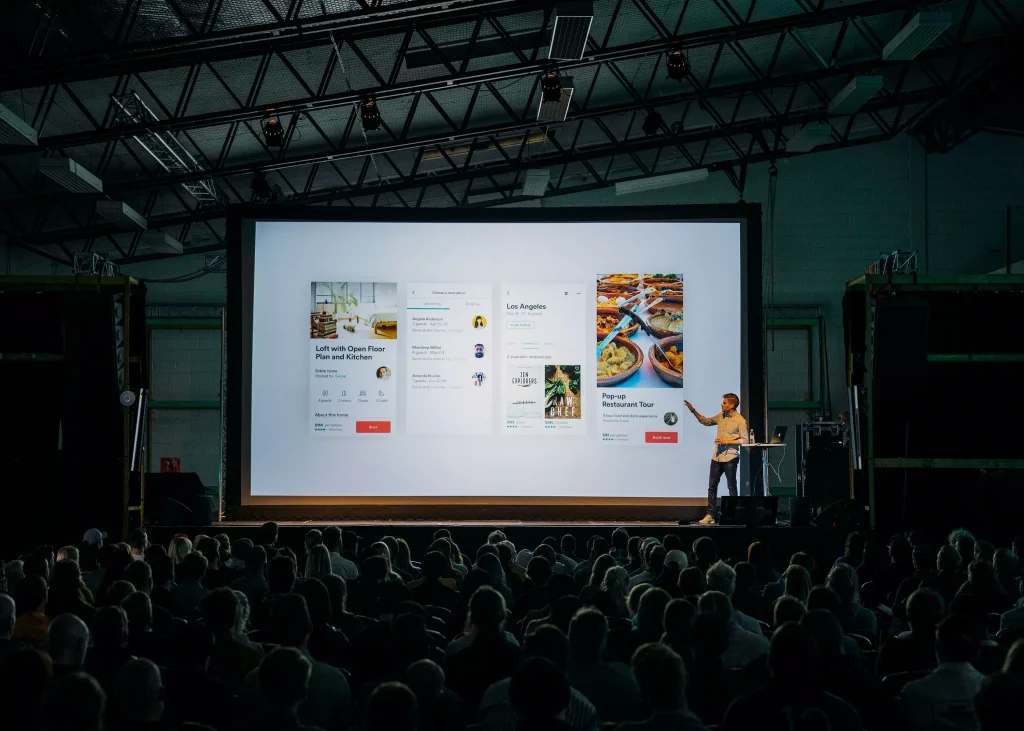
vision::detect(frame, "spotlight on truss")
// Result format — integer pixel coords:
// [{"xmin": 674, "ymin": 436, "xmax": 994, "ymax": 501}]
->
[
  {"xmin": 96, "ymin": 200, "xmax": 147, "ymax": 231},
  {"xmin": 828, "ymin": 76, "xmax": 884, "ymax": 115},
  {"xmin": 140, "ymin": 232, "xmax": 183, "ymax": 256},
  {"xmin": 38, "ymin": 157, "xmax": 103, "ymax": 194},
  {"xmin": 537, "ymin": 76, "xmax": 573, "ymax": 123},
  {"xmin": 641, "ymin": 109, "xmax": 663, "ymax": 135},
  {"xmin": 541, "ymin": 72, "xmax": 563, "ymax": 103},
  {"xmin": 666, "ymin": 50, "xmax": 687, "ymax": 81},
  {"xmin": 361, "ymin": 100, "xmax": 381, "ymax": 132},
  {"xmin": 263, "ymin": 116, "xmax": 284, "ymax": 147},
  {"xmin": 0, "ymin": 103, "xmax": 39, "ymax": 147},
  {"xmin": 615, "ymin": 168, "xmax": 709, "ymax": 196},
  {"xmin": 520, "ymin": 169, "xmax": 551, "ymax": 197},
  {"xmin": 785, "ymin": 122, "xmax": 834, "ymax": 153}
]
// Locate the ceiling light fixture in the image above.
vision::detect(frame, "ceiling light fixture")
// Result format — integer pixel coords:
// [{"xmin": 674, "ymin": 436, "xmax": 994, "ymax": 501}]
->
[
  {"xmin": 263, "ymin": 116, "xmax": 284, "ymax": 147},
  {"xmin": 666, "ymin": 50, "xmax": 687, "ymax": 81},
  {"xmin": 361, "ymin": 99, "xmax": 382, "ymax": 132},
  {"xmin": 541, "ymin": 72, "xmax": 563, "ymax": 103}
]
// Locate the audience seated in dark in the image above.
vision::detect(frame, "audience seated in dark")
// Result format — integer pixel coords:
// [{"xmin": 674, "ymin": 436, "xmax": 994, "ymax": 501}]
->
[
  {"xmin": 827, "ymin": 562, "xmax": 878, "ymax": 637},
  {"xmin": 160, "ymin": 624, "xmax": 234, "ymax": 730},
  {"xmin": 170, "ymin": 551, "xmax": 210, "ymax": 612},
  {"xmin": 406, "ymin": 658, "xmax": 463, "ymax": 731},
  {"xmin": 252, "ymin": 646, "xmax": 325, "ymax": 731},
  {"xmin": 43, "ymin": 671, "xmax": 106, "ymax": 731},
  {"xmin": 443, "ymin": 586, "xmax": 523, "ymax": 722},
  {"xmin": 480, "ymin": 623, "xmax": 598, "ymax": 731},
  {"xmin": 114, "ymin": 657, "xmax": 166, "ymax": 731},
  {"xmin": 47, "ymin": 612, "xmax": 90, "ymax": 678},
  {"xmin": 0, "ymin": 647, "xmax": 53, "ymax": 728},
  {"xmin": 661, "ymin": 598, "xmax": 696, "ymax": 667},
  {"xmin": 565, "ymin": 607, "xmax": 643, "ymax": 723},
  {"xmin": 697, "ymin": 590, "xmax": 768, "ymax": 669},
  {"xmin": 949, "ymin": 592, "xmax": 1006, "ymax": 674},
  {"xmin": 508, "ymin": 656, "xmax": 574, "ymax": 731},
  {"xmin": 46, "ymin": 559, "xmax": 96, "ymax": 624},
  {"xmin": 876, "ymin": 588, "xmax": 944, "ymax": 678},
  {"xmin": 321, "ymin": 574, "xmax": 368, "ymax": 641},
  {"xmin": 678, "ymin": 567, "xmax": 706, "ymax": 607},
  {"xmin": 124, "ymin": 559, "xmax": 175, "ymax": 636},
  {"xmin": 800, "ymin": 609, "xmax": 902, "ymax": 731},
  {"xmin": 891, "ymin": 544, "xmax": 937, "ymax": 623},
  {"xmin": 618, "ymin": 642, "xmax": 708, "ymax": 731},
  {"xmin": 957, "ymin": 560, "xmax": 1012, "ymax": 615},
  {"xmin": 921, "ymin": 545, "xmax": 964, "ymax": 609},
  {"xmin": 14, "ymin": 574, "xmax": 51, "ymax": 645},
  {"xmin": 409, "ymin": 551, "xmax": 459, "ymax": 612},
  {"xmin": 721, "ymin": 622, "xmax": 862, "ymax": 731},
  {"xmin": 202, "ymin": 586, "xmax": 263, "ymax": 690},
  {"xmin": 297, "ymin": 577, "xmax": 352, "ymax": 670}
]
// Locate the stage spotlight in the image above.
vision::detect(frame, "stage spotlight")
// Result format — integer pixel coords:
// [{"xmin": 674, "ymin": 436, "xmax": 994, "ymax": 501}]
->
[
  {"xmin": 641, "ymin": 109, "xmax": 663, "ymax": 135},
  {"xmin": 263, "ymin": 116, "xmax": 284, "ymax": 147},
  {"xmin": 667, "ymin": 50, "xmax": 687, "ymax": 81},
  {"xmin": 361, "ymin": 99, "xmax": 381, "ymax": 132},
  {"xmin": 541, "ymin": 71, "xmax": 563, "ymax": 103}
]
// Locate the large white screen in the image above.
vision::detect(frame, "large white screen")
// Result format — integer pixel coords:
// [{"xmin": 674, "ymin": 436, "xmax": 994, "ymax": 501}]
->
[{"xmin": 247, "ymin": 219, "xmax": 743, "ymax": 501}]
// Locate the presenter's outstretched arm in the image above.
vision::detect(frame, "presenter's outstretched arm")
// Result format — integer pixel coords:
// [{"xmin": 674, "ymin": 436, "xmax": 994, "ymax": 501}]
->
[{"xmin": 684, "ymin": 400, "xmax": 718, "ymax": 427}]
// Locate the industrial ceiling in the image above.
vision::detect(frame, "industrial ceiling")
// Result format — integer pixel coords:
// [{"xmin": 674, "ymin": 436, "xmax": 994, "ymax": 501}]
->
[{"xmin": 0, "ymin": 0, "xmax": 1020, "ymax": 263}]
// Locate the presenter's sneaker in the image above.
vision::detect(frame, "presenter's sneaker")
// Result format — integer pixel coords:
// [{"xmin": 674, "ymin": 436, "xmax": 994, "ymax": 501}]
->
[{"xmin": 698, "ymin": 514, "xmax": 716, "ymax": 525}]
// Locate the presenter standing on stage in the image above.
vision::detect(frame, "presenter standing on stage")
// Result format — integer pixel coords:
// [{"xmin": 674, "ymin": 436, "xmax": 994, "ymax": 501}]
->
[{"xmin": 684, "ymin": 394, "xmax": 749, "ymax": 525}]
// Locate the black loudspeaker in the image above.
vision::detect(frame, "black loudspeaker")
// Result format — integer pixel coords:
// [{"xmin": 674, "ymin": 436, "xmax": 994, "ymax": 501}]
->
[
  {"xmin": 145, "ymin": 472, "xmax": 209, "ymax": 526},
  {"xmin": 873, "ymin": 299, "xmax": 930, "ymax": 393},
  {"xmin": 720, "ymin": 496, "xmax": 778, "ymax": 527},
  {"xmin": 811, "ymin": 500, "xmax": 850, "ymax": 531},
  {"xmin": 788, "ymin": 497, "xmax": 811, "ymax": 527}
]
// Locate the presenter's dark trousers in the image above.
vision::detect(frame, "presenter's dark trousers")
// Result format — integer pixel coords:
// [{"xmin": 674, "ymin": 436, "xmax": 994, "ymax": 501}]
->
[{"xmin": 708, "ymin": 458, "xmax": 738, "ymax": 516}]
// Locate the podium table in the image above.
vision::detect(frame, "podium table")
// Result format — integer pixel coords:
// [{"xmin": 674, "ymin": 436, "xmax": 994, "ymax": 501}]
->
[{"xmin": 743, "ymin": 443, "xmax": 787, "ymax": 497}]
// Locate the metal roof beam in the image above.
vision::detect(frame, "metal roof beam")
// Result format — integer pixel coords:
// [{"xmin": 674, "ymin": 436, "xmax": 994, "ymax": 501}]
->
[{"xmin": 36, "ymin": 0, "xmax": 930, "ymax": 149}]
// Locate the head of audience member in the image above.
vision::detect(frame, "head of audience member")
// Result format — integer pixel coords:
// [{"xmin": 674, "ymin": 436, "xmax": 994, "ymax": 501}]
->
[
  {"xmin": 128, "ymin": 527, "xmax": 149, "ymax": 555},
  {"xmin": 420, "ymin": 551, "xmax": 448, "ymax": 583},
  {"xmin": 322, "ymin": 526, "xmax": 343, "ymax": 554},
  {"xmin": 560, "ymin": 534, "xmax": 576, "ymax": 560},
  {"xmin": 800, "ymin": 609, "xmax": 843, "ymax": 662},
  {"xmin": 177, "ymin": 551, "xmax": 208, "ymax": 587},
  {"xmin": 692, "ymin": 536, "xmax": 718, "ymax": 572},
  {"xmin": 232, "ymin": 590, "xmax": 251, "ymax": 637},
  {"xmin": 774, "ymin": 595, "xmax": 807, "ymax": 627},
  {"xmin": 524, "ymin": 623, "xmax": 571, "ymax": 672},
  {"xmin": 47, "ymin": 613, "xmax": 89, "ymax": 670},
  {"xmin": 1, "ymin": 648, "xmax": 51, "ymax": 728},
  {"xmin": 91, "ymin": 605, "xmax": 129, "ymax": 654},
  {"xmin": 911, "ymin": 543, "xmax": 937, "ymax": 575},
  {"xmin": 642, "ymin": 541, "xmax": 659, "ymax": 570},
  {"xmin": 768, "ymin": 622, "xmax": 819, "ymax": 694},
  {"xmin": 935, "ymin": 613, "xmax": 978, "ymax": 664},
  {"xmin": 600, "ymin": 566, "xmax": 629, "ymax": 610},
  {"xmin": 509, "ymin": 657, "xmax": 569, "ymax": 730},
  {"xmin": 3, "ymin": 560, "xmax": 25, "ymax": 595},
  {"xmin": 321, "ymin": 574, "xmax": 348, "ymax": 620},
  {"xmin": 887, "ymin": 534, "xmax": 912, "ymax": 566},
  {"xmin": 788, "ymin": 551, "xmax": 816, "ymax": 577},
  {"xmin": 648, "ymin": 545, "xmax": 668, "ymax": 576},
  {"xmin": 534, "ymin": 543, "xmax": 557, "ymax": 569},
  {"xmin": 662, "ymin": 598, "xmax": 695, "ymax": 651},
  {"xmin": 433, "ymin": 528, "xmax": 451, "ymax": 542},
  {"xmin": 239, "ymin": 544, "xmax": 265, "ymax": 580},
  {"xmin": 194, "ymin": 536, "xmax": 221, "ymax": 572},
  {"xmin": 487, "ymin": 530, "xmax": 507, "ymax": 546},
  {"xmin": 937, "ymin": 544, "xmax": 962, "ymax": 575},
  {"xmin": 526, "ymin": 555, "xmax": 553, "ymax": 589},
  {"xmin": 569, "ymin": 608, "xmax": 608, "ymax": 664},
  {"xmin": 636, "ymin": 587, "xmax": 671, "ymax": 640},
  {"xmin": 748, "ymin": 541, "xmax": 775, "ymax": 583},
  {"xmin": 465, "ymin": 586, "xmax": 506, "ymax": 639},
  {"xmin": 825, "ymin": 563, "xmax": 860, "ymax": 611},
  {"xmin": 56, "ymin": 545, "xmax": 80, "ymax": 565},
  {"xmin": 628, "ymin": 584, "xmax": 653, "ymax": 617},
  {"xmin": 631, "ymin": 643, "xmax": 690, "ymax": 716},
  {"xmin": 678, "ymin": 567, "xmax": 705, "ymax": 600},
  {"xmin": 271, "ymin": 593, "xmax": 314, "ymax": 650},
  {"xmin": 806, "ymin": 585, "xmax": 842, "ymax": 616},
  {"xmin": 697, "ymin": 590, "xmax": 734, "ymax": 626},
  {"xmin": 390, "ymin": 611, "xmax": 431, "ymax": 672},
  {"xmin": 406, "ymin": 658, "xmax": 445, "ymax": 709},
  {"xmin": 495, "ymin": 541, "xmax": 515, "ymax": 570},
  {"xmin": 588, "ymin": 554, "xmax": 616, "ymax": 588},
  {"xmin": 705, "ymin": 560, "xmax": 737, "ymax": 598},
  {"xmin": 148, "ymin": 554, "xmax": 173, "ymax": 594},
  {"xmin": 476, "ymin": 552, "xmax": 508, "ymax": 592},
  {"xmin": 366, "ymin": 682, "xmax": 419, "ymax": 731},
  {"xmin": 663, "ymin": 534, "xmax": 682, "ymax": 552},
  {"xmin": 258, "ymin": 521, "xmax": 279, "ymax": 548},
  {"xmin": 268, "ymin": 554, "xmax": 297, "ymax": 595},
  {"xmin": 906, "ymin": 588, "xmax": 945, "ymax": 635},
  {"xmin": 974, "ymin": 540, "xmax": 996, "ymax": 565},
  {"xmin": 49, "ymin": 559, "xmax": 90, "ymax": 604},
  {"xmin": 976, "ymin": 673, "xmax": 1024, "ymax": 731},
  {"xmin": 588, "ymin": 536, "xmax": 609, "ymax": 564},
  {"xmin": 612, "ymin": 527, "xmax": 629, "ymax": 554},
  {"xmin": 16, "ymin": 574, "xmax": 48, "ymax": 616},
  {"xmin": 123, "ymin": 592, "xmax": 153, "ymax": 637},
  {"xmin": 200, "ymin": 587, "xmax": 238, "ymax": 640},
  {"xmin": 25, "ymin": 552, "xmax": 50, "ymax": 582},
  {"xmin": 106, "ymin": 579, "xmax": 136, "ymax": 607},
  {"xmin": 993, "ymin": 548, "xmax": 1018, "ymax": 590},
  {"xmin": 428, "ymin": 538, "xmax": 453, "ymax": 565},
  {"xmin": 42, "ymin": 671, "xmax": 105, "ymax": 731},
  {"xmin": 0, "ymin": 594, "xmax": 14, "ymax": 640},
  {"xmin": 691, "ymin": 611, "xmax": 730, "ymax": 664},
  {"xmin": 842, "ymin": 531, "xmax": 866, "ymax": 564},
  {"xmin": 965, "ymin": 559, "xmax": 999, "ymax": 591},
  {"xmin": 626, "ymin": 536, "xmax": 642, "ymax": 564},
  {"xmin": 296, "ymin": 579, "xmax": 333, "ymax": 631},
  {"xmin": 116, "ymin": 658, "xmax": 163, "ymax": 723},
  {"xmin": 259, "ymin": 646, "xmax": 310, "ymax": 716},
  {"xmin": 1003, "ymin": 639, "xmax": 1024, "ymax": 677},
  {"xmin": 475, "ymin": 544, "xmax": 498, "ymax": 563},
  {"xmin": 783, "ymin": 564, "xmax": 812, "ymax": 605},
  {"xmin": 664, "ymin": 549, "xmax": 688, "ymax": 574},
  {"xmin": 304, "ymin": 544, "xmax": 332, "ymax": 581},
  {"xmin": 950, "ymin": 592, "xmax": 992, "ymax": 644},
  {"xmin": 948, "ymin": 528, "xmax": 975, "ymax": 568},
  {"xmin": 342, "ymin": 529, "xmax": 361, "ymax": 555},
  {"xmin": 124, "ymin": 559, "xmax": 153, "ymax": 596}
]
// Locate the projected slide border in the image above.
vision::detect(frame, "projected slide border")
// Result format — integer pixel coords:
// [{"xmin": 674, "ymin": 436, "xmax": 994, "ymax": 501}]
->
[{"xmin": 227, "ymin": 204, "xmax": 763, "ymax": 516}]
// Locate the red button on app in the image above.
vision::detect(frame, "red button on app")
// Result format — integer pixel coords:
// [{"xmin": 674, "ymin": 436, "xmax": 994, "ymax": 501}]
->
[
  {"xmin": 356, "ymin": 421, "xmax": 392, "ymax": 434},
  {"xmin": 645, "ymin": 431, "xmax": 678, "ymax": 443}
]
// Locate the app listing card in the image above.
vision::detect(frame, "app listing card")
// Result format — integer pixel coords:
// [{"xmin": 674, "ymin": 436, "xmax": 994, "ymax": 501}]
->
[
  {"xmin": 594, "ymin": 272, "xmax": 685, "ymax": 445},
  {"xmin": 406, "ymin": 284, "xmax": 493, "ymax": 434},
  {"xmin": 309, "ymin": 281, "xmax": 398, "ymax": 436},
  {"xmin": 501, "ymin": 285, "xmax": 586, "ymax": 434}
]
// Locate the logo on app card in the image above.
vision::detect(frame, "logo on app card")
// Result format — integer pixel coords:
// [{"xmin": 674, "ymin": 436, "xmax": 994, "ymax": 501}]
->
[{"xmin": 544, "ymin": 365, "xmax": 582, "ymax": 419}]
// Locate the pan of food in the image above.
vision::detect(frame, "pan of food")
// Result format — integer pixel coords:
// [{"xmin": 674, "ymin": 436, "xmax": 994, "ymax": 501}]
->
[
  {"xmin": 597, "ymin": 308, "xmax": 639, "ymax": 338},
  {"xmin": 644, "ymin": 298, "xmax": 684, "ymax": 339},
  {"xmin": 599, "ymin": 274, "xmax": 640, "ymax": 286},
  {"xmin": 649, "ymin": 334, "xmax": 684, "ymax": 387},
  {"xmin": 596, "ymin": 336, "xmax": 643, "ymax": 387}
]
